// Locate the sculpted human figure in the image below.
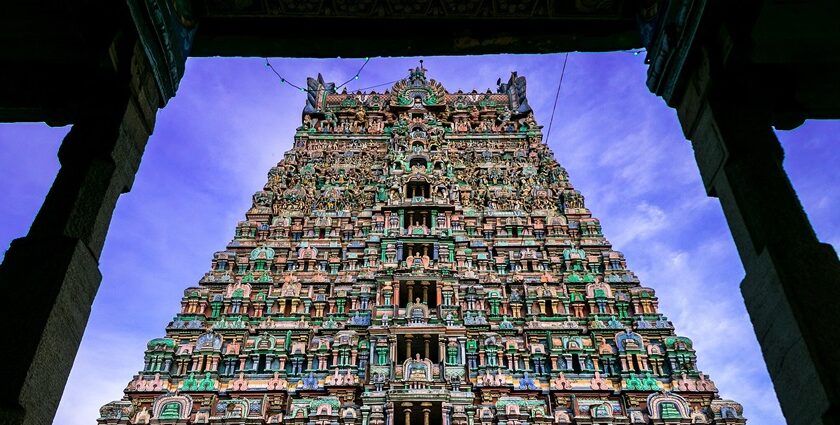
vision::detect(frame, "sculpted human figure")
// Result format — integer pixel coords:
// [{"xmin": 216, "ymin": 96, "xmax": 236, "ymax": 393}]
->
[
  {"xmin": 554, "ymin": 409, "xmax": 571, "ymax": 423},
  {"xmin": 134, "ymin": 407, "xmax": 151, "ymax": 424},
  {"xmin": 421, "ymin": 252, "xmax": 431, "ymax": 267},
  {"xmin": 690, "ymin": 406, "xmax": 709, "ymax": 423},
  {"xmin": 407, "ymin": 353, "xmax": 428, "ymax": 378}
]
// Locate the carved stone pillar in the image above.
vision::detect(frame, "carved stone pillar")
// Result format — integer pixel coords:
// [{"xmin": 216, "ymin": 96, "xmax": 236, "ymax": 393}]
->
[
  {"xmin": 403, "ymin": 403, "xmax": 413, "ymax": 425},
  {"xmin": 645, "ymin": 4, "xmax": 840, "ymax": 422},
  {"xmin": 0, "ymin": 35, "xmax": 160, "ymax": 425},
  {"xmin": 442, "ymin": 403, "xmax": 451, "ymax": 425},
  {"xmin": 692, "ymin": 92, "xmax": 840, "ymax": 424}
]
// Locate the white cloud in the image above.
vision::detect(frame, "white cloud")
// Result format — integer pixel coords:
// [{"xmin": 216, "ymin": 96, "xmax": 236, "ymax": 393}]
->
[{"xmin": 56, "ymin": 331, "xmax": 145, "ymax": 424}]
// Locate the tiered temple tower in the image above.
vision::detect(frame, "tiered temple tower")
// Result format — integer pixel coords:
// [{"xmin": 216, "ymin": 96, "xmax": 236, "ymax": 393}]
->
[{"xmin": 99, "ymin": 65, "xmax": 747, "ymax": 424}]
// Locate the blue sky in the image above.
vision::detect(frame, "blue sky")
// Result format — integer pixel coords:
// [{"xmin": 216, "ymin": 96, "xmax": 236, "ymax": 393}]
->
[{"xmin": 1, "ymin": 53, "xmax": 837, "ymax": 424}]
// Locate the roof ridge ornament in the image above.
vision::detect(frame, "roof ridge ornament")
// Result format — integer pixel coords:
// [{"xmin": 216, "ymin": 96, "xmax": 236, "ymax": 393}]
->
[
  {"xmin": 409, "ymin": 59, "xmax": 427, "ymax": 84},
  {"xmin": 497, "ymin": 71, "xmax": 532, "ymax": 115},
  {"xmin": 389, "ymin": 61, "xmax": 446, "ymax": 107},
  {"xmin": 303, "ymin": 73, "xmax": 336, "ymax": 117}
]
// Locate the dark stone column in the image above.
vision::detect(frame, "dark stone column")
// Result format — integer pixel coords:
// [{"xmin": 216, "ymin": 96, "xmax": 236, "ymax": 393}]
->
[
  {"xmin": 678, "ymin": 74, "xmax": 840, "ymax": 424},
  {"xmin": 0, "ymin": 39, "xmax": 160, "ymax": 425},
  {"xmin": 644, "ymin": 1, "xmax": 840, "ymax": 421}
]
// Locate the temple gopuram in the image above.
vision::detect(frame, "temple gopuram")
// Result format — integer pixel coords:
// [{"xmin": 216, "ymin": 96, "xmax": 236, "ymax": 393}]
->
[{"xmin": 99, "ymin": 64, "xmax": 747, "ymax": 425}]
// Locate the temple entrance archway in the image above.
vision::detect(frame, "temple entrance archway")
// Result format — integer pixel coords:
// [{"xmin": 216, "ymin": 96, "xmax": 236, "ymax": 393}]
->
[{"xmin": 0, "ymin": 2, "xmax": 838, "ymax": 425}]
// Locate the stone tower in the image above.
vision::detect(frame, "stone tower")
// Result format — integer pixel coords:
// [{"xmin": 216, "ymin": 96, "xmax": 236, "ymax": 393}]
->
[{"xmin": 99, "ymin": 65, "xmax": 746, "ymax": 424}]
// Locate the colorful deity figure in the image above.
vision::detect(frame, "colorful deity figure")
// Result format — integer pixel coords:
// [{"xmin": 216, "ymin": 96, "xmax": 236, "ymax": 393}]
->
[
  {"xmin": 302, "ymin": 372, "xmax": 319, "ymax": 390},
  {"xmin": 518, "ymin": 372, "xmax": 538, "ymax": 390}
]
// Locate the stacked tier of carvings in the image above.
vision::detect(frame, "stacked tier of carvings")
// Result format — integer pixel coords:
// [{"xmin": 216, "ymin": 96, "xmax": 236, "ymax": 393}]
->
[{"xmin": 98, "ymin": 67, "xmax": 745, "ymax": 425}]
